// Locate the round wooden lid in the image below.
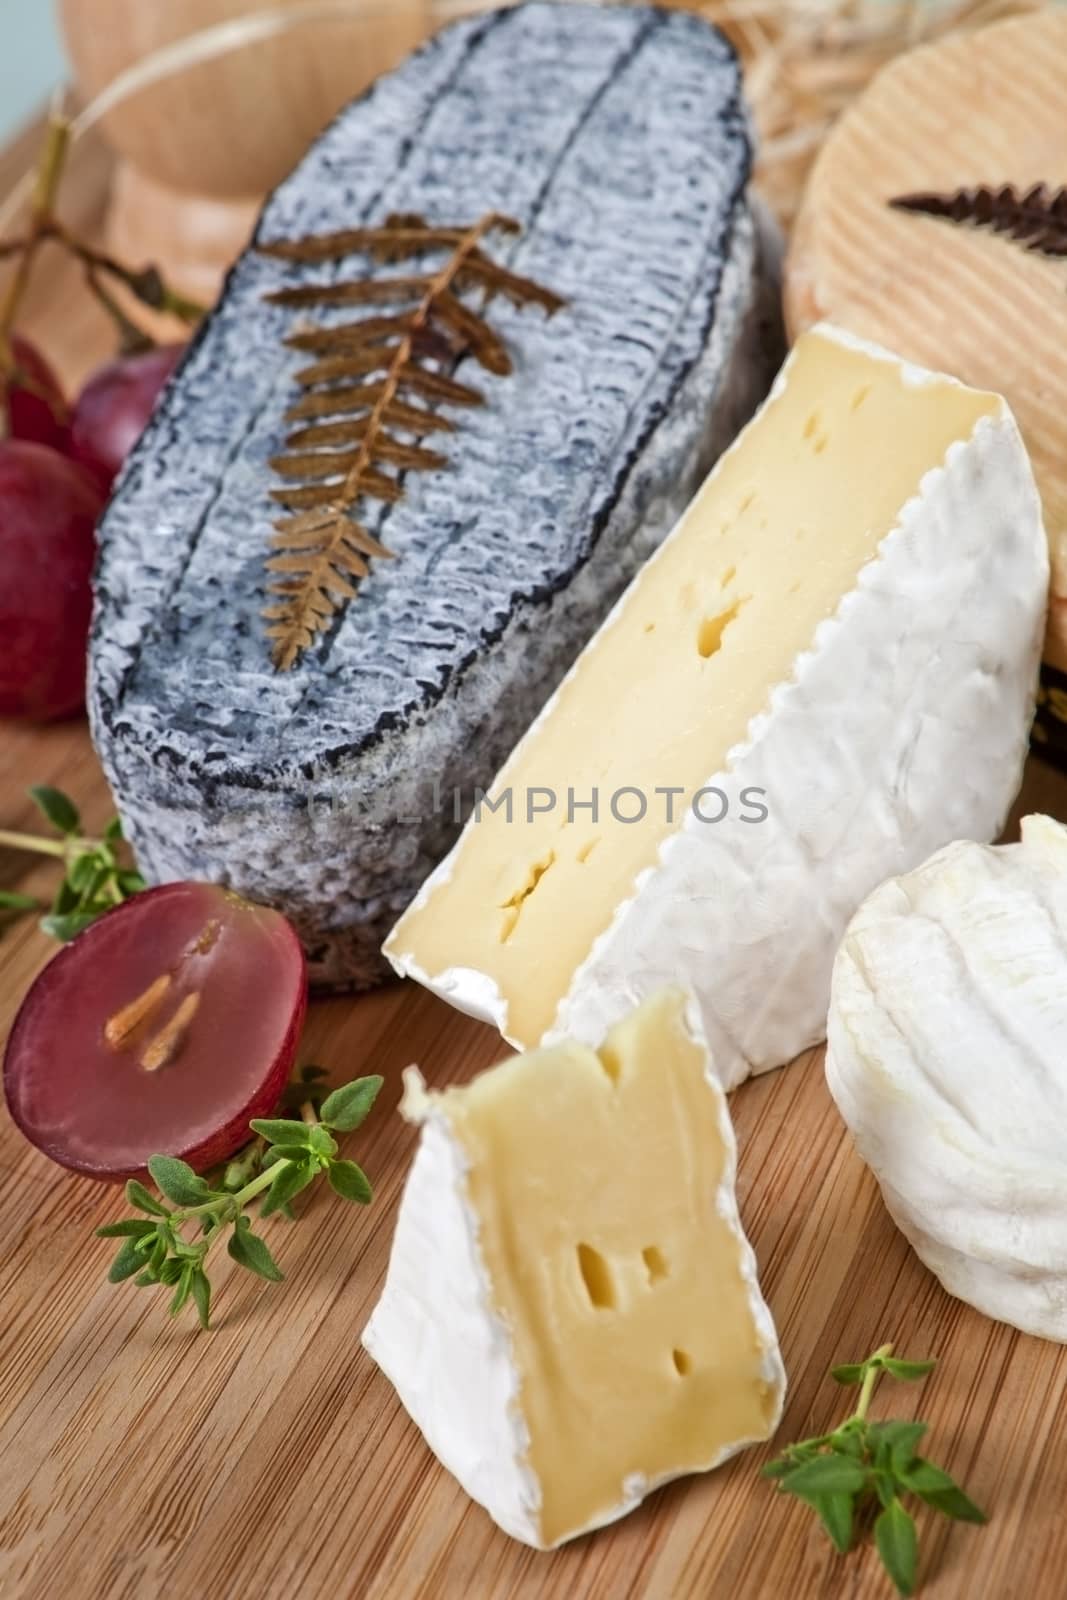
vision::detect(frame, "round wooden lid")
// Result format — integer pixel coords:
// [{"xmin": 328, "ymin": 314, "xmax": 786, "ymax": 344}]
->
[{"xmin": 785, "ymin": 10, "xmax": 1067, "ymax": 668}]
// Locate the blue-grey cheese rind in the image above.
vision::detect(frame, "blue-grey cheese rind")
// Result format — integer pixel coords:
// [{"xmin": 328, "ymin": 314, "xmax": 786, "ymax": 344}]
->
[{"xmin": 89, "ymin": 2, "xmax": 782, "ymax": 988}]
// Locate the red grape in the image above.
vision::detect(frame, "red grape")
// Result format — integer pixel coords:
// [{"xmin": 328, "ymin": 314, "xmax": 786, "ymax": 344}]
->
[
  {"xmin": 70, "ymin": 344, "xmax": 184, "ymax": 491},
  {"xmin": 4, "ymin": 334, "xmax": 69, "ymax": 450},
  {"xmin": 3, "ymin": 882, "xmax": 308, "ymax": 1181},
  {"xmin": 0, "ymin": 440, "xmax": 105, "ymax": 720}
]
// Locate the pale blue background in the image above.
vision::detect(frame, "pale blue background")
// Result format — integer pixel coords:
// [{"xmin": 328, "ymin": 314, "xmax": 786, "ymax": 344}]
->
[{"xmin": 1, "ymin": 2, "xmax": 66, "ymax": 140}]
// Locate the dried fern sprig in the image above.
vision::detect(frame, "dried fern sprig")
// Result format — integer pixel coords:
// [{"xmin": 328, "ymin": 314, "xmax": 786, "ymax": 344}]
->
[
  {"xmin": 259, "ymin": 212, "xmax": 564, "ymax": 671},
  {"xmin": 891, "ymin": 183, "xmax": 1067, "ymax": 258}
]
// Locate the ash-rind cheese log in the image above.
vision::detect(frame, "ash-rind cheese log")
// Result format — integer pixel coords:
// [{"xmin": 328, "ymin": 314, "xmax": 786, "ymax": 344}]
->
[
  {"xmin": 88, "ymin": 2, "xmax": 781, "ymax": 989},
  {"xmin": 363, "ymin": 988, "xmax": 785, "ymax": 1548},
  {"xmin": 387, "ymin": 326, "xmax": 1049, "ymax": 1089}
]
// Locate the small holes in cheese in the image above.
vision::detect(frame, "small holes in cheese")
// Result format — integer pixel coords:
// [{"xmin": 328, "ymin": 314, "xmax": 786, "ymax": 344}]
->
[
  {"xmin": 697, "ymin": 598, "xmax": 744, "ymax": 660},
  {"xmin": 642, "ymin": 1245, "xmax": 669, "ymax": 1284},
  {"xmin": 802, "ymin": 410, "xmax": 829, "ymax": 454},
  {"xmin": 498, "ymin": 851, "xmax": 555, "ymax": 943},
  {"xmin": 671, "ymin": 1348, "xmax": 692, "ymax": 1377},
  {"xmin": 576, "ymin": 1243, "xmax": 616, "ymax": 1309},
  {"xmin": 596, "ymin": 1040, "xmax": 622, "ymax": 1083}
]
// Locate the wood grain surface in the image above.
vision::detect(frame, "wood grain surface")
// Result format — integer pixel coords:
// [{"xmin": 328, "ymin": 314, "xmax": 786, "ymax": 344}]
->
[
  {"xmin": 2, "ymin": 113, "xmax": 1066, "ymax": 1600},
  {"xmin": 783, "ymin": 10, "xmax": 1067, "ymax": 671}
]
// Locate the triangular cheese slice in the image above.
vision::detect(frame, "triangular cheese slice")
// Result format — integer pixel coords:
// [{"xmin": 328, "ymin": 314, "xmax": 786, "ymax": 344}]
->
[{"xmin": 362, "ymin": 989, "xmax": 785, "ymax": 1547}]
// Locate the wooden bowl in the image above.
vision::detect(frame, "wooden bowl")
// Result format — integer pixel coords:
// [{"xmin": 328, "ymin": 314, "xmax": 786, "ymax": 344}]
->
[{"xmin": 57, "ymin": 0, "xmax": 436, "ymax": 200}]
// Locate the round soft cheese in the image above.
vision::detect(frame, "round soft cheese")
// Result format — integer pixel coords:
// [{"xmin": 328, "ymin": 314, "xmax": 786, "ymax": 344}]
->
[{"xmin": 826, "ymin": 814, "xmax": 1067, "ymax": 1344}]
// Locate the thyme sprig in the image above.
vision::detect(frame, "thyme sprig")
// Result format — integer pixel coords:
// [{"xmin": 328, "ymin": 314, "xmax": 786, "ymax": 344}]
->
[
  {"xmin": 764, "ymin": 1345, "xmax": 986, "ymax": 1596},
  {"xmin": 0, "ymin": 784, "xmax": 143, "ymax": 941},
  {"xmin": 97, "ymin": 1074, "xmax": 383, "ymax": 1329}
]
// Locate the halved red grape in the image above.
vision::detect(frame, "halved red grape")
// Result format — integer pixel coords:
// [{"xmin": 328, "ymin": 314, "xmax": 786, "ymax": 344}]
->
[
  {"xmin": 5, "ymin": 335, "xmax": 69, "ymax": 451},
  {"xmin": 3, "ymin": 882, "xmax": 307, "ymax": 1180},
  {"xmin": 69, "ymin": 344, "xmax": 184, "ymax": 491},
  {"xmin": 0, "ymin": 439, "xmax": 105, "ymax": 721}
]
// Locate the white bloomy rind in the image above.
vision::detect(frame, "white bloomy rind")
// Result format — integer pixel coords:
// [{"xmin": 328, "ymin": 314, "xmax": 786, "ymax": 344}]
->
[
  {"xmin": 388, "ymin": 325, "xmax": 1048, "ymax": 1089},
  {"xmin": 826, "ymin": 814, "xmax": 1067, "ymax": 1343},
  {"xmin": 361, "ymin": 999, "xmax": 785, "ymax": 1549}
]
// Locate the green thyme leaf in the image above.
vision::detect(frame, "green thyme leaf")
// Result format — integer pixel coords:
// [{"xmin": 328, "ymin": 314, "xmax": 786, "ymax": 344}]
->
[
  {"xmin": 29, "ymin": 785, "xmax": 80, "ymax": 834},
  {"xmin": 328, "ymin": 1159, "xmax": 373, "ymax": 1205},
  {"xmin": 871, "ymin": 1420, "xmax": 929, "ymax": 1471},
  {"xmin": 228, "ymin": 1227, "xmax": 284, "ymax": 1282},
  {"xmin": 40, "ymin": 910, "xmax": 99, "ymax": 942},
  {"xmin": 170, "ymin": 1264, "xmax": 194, "ymax": 1317},
  {"xmin": 833, "ymin": 1424, "xmax": 866, "ymax": 1458},
  {"xmin": 781, "ymin": 1456, "xmax": 868, "ymax": 1498},
  {"xmin": 260, "ymin": 1158, "xmax": 317, "ymax": 1217},
  {"xmin": 191, "ymin": 1269, "xmax": 212, "ymax": 1330},
  {"xmin": 319, "ymin": 1074, "xmax": 384, "ymax": 1132},
  {"xmin": 307, "ymin": 1124, "xmax": 338, "ymax": 1159},
  {"xmin": 50, "ymin": 876, "xmax": 79, "ymax": 915},
  {"xmin": 809, "ymin": 1492, "xmax": 853, "ymax": 1555},
  {"xmin": 249, "ymin": 1117, "xmax": 314, "ymax": 1148},
  {"xmin": 147, "ymin": 1156, "xmax": 210, "ymax": 1208},
  {"xmin": 125, "ymin": 1179, "xmax": 169, "ymax": 1216},
  {"xmin": 901, "ymin": 1460, "xmax": 987, "ymax": 1523},
  {"xmin": 913, "ymin": 1484, "xmax": 987, "ymax": 1524},
  {"xmin": 875, "ymin": 1500, "xmax": 918, "ymax": 1597},
  {"xmin": 95, "ymin": 1219, "xmax": 158, "ymax": 1240},
  {"xmin": 104, "ymin": 816, "xmax": 124, "ymax": 843},
  {"xmin": 263, "ymin": 1142, "xmax": 319, "ymax": 1166},
  {"xmin": 108, "ymin": 1237, "xmax": 148, "ymax": 1282},
  {"xmin": 68, "ymin": 853, "xmax": 101, "ymax": 895},
  {"xmin": 830, "ymin": 1361, "xmax": 868, "ymax": 1385},
  {"xmin": 880, "ymin": 1357, "xmax": 937, "ymax": 1382}
]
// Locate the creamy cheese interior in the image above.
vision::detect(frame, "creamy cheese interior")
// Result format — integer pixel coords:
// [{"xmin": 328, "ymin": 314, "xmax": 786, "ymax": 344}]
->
[
  {"xmin": 441, "ymin": 989, "xmax": 777, "ymax": 1546},
  {"xmin": 388, "ymin": 330, "xmax": 999, "ymax": 1046}
]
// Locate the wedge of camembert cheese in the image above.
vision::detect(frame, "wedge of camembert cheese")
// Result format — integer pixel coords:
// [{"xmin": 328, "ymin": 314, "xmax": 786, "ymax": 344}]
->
[
  {"xmin": 386, "ymin": 325, "xmax": 1048, "ymax": 1088},
  {"xmin": 362, "ymin": 988, "xmax": 785, "ymax": 1547},
  {"xmin": 827, "ymin": 815, "xmax": 1067, "ymax": 1344}
]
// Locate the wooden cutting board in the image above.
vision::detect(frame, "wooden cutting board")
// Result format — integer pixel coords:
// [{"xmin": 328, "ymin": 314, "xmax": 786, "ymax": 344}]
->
[{"xmin": 2, "ymin": 116, "xmax": 1066, "ymax": 1600}]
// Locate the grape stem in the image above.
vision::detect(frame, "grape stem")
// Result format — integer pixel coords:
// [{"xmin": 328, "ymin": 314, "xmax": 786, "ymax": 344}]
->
[
  {"xmin": 0, "ymin": 102, "xmax": 70, "ymax": 438},
  {"xmin": 0, "ymin": 101, "xmax": 206, "ymax": 430},
  {"xmin": 0, "ymin": 104, "xmax": 69, "ymax": 345}
]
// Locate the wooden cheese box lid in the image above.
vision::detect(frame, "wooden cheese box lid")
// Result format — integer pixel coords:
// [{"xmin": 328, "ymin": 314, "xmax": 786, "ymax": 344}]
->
[{"xmin": 785, "ymin": 9, "xmax": 1067, "ymax": 714}]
